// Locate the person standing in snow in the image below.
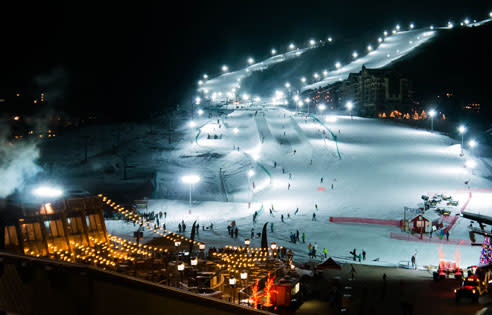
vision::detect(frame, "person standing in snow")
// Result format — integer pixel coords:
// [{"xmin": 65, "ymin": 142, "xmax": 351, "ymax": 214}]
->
[
  {"xmin": 288, "ymin": 183, "xmax": 291, "ymax": 190},
  {"xmin": 446, "ymin": 230, "xmax": 449, "ymax": 240},
  {"xmin": 234, "ymin": 227, "xmax": 238, "ymax": 239},
  {"xmin": 281, "ymin": 214, "xmax": 284, "ymax": 222},
  {"xmin": 251, "ymin": 228, "xmax": 254, "ymax": 239},
  {"xmin": 323, "ymin": 248, "xmax": 328, "ymax": 258},
  {"xmin": 178, "ymin": 224, "xmax": 182, "ymax": 233},
  {"xmin": 274, "ymin": 161, "xmax": 277, "ymax": 168},
  {"xmin": 270, "ymin": 222, "xmax": 274, "ymax": 233},
  {"xmin": 315, "ymin": 204, "xmax": 318, "ymax": 211},
  {"xmin": 269, "ymin": 208, "xmax": 273, "ymax": 216},
  {"xmin": 293, "ymin": 149, "xmax": 296, "ymax": 155},
  {"xmin": 227, "ymin": 225, "xmax": 231, "ymax": 235},
  {"xmin": 331, "ymin": 183, "xmax": 334, "ymax": 190},
  {"xmin": 312, "ymin": 212, "xmax": 316, "ymax": 221},
  {"xmin": 302, "ymin": 232, "xmax": 306, "ymax": 243},
  {"xmin": 294, "ymin": 207, "xmax": 299, "ymax": 215},
  {"xmin": 362, "ymin": 250, "xmax": 366, "ymax": 260},
  {"xmin": 296, "ymin": 230, "xmax": 300, "ymax": 241},
  {"xmin": 164, "ymin": 211, "xmax": 167, "ymax": 219},
  {"xmin": 320, "ymin": 177, "xmax": 324, "ymax": 183},
  {"xmin": 287, "ymin": 213, "xmax": 290, "ymax": 219}
]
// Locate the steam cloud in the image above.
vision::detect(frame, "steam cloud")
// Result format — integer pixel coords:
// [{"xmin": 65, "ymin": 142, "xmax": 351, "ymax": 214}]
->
[{"xmin": 0, "ymin": 125, "xmax": 41, "ymax": 198}]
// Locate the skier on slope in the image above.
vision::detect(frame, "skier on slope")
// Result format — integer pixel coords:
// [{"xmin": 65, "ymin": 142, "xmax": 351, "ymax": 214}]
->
[{"xmin": 294, "ymin": 208, "xmax": 299, "ymax": 215}]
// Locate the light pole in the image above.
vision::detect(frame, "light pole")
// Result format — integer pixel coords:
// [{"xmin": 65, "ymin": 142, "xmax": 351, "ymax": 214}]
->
[
  {"xmin": 458, "ymin": 125, "xmax": 466, "ymax": 156},
  {"xmin": 304, "ymin": 98, "xmax": 311, "ymax": 115},
  {"xmin": 469, "ymin": 140, "xmax": 477, "ymax": 156},
  {"xmin": 346, "ymin": 101, "xmax": 353, "ymax": 119},
  {"xmin": 181, "ymin": 175, "xmax": 200, "ymax": 212},
  {"xmin": 248, "ymin": 170, "xmax": 255, "ymax": 206},
  {"xmin": 428, "ymin": 109, "xmax": 436, "ymax": 131}
]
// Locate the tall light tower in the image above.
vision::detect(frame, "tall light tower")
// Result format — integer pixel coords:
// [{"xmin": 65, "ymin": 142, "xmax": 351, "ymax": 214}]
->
[
  {"xmin": 247, "ymin": 169, "xmax": 255, "ymax": 205},
  {"xmin": 346, "ymin": 101, "xmax": 354, "ymax": 119},
  {"xmin": 181, "ymin": 175, "xmax": 200, "ymax": 213},
  {"xmin": 458, "ymin": 125, "xmax": 466, "ymax": 156},
  {"xmin": 428, "ymin": 109, "xmax": 436, "ymax": 131}
]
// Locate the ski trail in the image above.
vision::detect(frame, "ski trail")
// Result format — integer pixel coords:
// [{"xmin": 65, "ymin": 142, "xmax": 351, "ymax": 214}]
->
[{"xmin": 290, "ymin": 115, "xmax": 338, "ymax": 161}]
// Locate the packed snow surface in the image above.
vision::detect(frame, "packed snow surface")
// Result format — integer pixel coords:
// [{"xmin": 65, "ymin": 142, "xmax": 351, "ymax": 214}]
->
[{"xmin": 102, "ymin": 105, "xmax": 492, "ymax": 268}]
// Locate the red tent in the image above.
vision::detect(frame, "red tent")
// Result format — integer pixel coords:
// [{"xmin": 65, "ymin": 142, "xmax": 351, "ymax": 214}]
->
[{"xmin": 317, "ymin": 257, "xmax": 341, "ymax": 270}]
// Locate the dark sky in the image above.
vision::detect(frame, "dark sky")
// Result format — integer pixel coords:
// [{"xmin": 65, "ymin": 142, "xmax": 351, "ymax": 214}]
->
[{"xmin": 0, "ymin": 1, "xmax": 490, "ymax": 119}]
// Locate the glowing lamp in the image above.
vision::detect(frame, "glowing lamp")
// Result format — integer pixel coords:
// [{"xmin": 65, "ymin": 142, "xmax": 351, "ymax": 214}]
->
[
  {"xmin": 199, "ymin": 243, "xmax": 206, "ymax": 250},
  {"xmin": 271, "ymin": 48, "xmax": 277, "ymax": 55},
  {"xmin": 248, "ymin": 170, "xmax": 255, "ymax": 177},
  {"xmin": 346, "ymin": 101, "xmax": 353, "ymax": 110},
  {"xmin": 177, "ymin": 262, "xmax": 185, "ymax": 271},
  {"xmin": 229, "ymin": 277, "xmax": 236, "ymax": 286},
  {"xmin": 33, "ymin": 186, "xmax": 63, "ymax": 198},
  {"xmin": 197, "ymin": 109, "xmax": 204, "ymax": 116},
  {"xmin": 248, "ymin": 57, "xmax": 254, "ymax": 64},
  {"xmin": 285, "ymin": 82, "xmax": 290, "ymax": 88},
  {"xmin": 469, "ymin": 140, "xmax": 477, "ymax": 148},
  {"xmin": 288, "ymin": 43, "xmax": 295, "ymax": 50},
  {"xmin": 290, "ymin": 264, "xmax": 296, "ymax": 270},
  {"xmin": 189, "ymin": 121, "xmax": 196, "ymax": 128},
  {"xmin": 221, "ymin": 65, "xmax": 228, "ymax": 72},
  {"xmin": 233, "ymin": 128, "xmax": 239, "ymax": 134},
  {"xmin": 270, "ymin": 242, "xmax": 277, "ymax": 250},
  {"xmin": 191, "ymin": 257, "xmax": 198, "ymax": 266},
  {"xmin": 181, "ymin": 175, "xmax": 200, "ymax": 185},
  {"xmin": 429, "ymin": 109, "xmax": 436, "ymax": 117},
  {"xmin": 335, "ymin": 62, "xmax": 341, "ymax": 69},
  {"xmin": 240, "ymin": 272, "xmax": 247, "ymax": 280},
  {"xmin": 352, "ymin": 51, "xmax": 358, "ymax": 59},
  {"xmin": 458, "ymin": 125, "xmax": 466, "ymax": 134},
  {"xmin": 175, "ymin": 241, "xmax": 181, "ymax": 247},
  {"xmin": 327, "ymin": 36, "xmax": 333, "ymax": 42},
  {"xmin": 244, "ymin": 239, "xmax": 250, "ymax": 246}
]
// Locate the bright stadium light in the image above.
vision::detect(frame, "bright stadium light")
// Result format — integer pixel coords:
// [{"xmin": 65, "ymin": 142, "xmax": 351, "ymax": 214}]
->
[
  {"xmin": 318, "ymin": 104, "xmax": 326, "ymax": 111},
  {"xmin": 271, "ymin": 48, "xmax": 277, "ymax": 55},
  {"xmin": 197, "ymin": 109, "xmax": 204, "ymax": 116},
  {"xmin": 33, "ymin": 186, "xmax": 63, "ymax": 198},
  {"xmin": 285, "ymin": 82, "xmax": 291, "ymax": 88},
  {"xmin": 464, "ymin": 18, "xmax": 470, "ymax": 25},
  {"xmin": 233, "ymin": 128, "xmax": 239, "ymax": 134},
  {"xmin": 346, "ymin": 101, "xmax": 354, "ymax": 119},
  {"xmin": 222, "ymin": 65, "xmax": 229, "ymax": 72},
  {"xmin": 459, "ymin": 125, "xmax": 466, "ymax": 156},
  {"xmin": 181, "ymin": 175, "xmax": 200, "ymax": 211},
  {"xmin": 293, "ymin": 95, "xmax": 300, "ymax": 101},
  {"xmin": 289, "ymin": 43, "xmax": 295, "ymax": 50},
  {"xmin": 309, "ymin": 39, "xmax": 316, "ymax": 46},
  {"xmin": 300, "ymin": 77, "xmax": 306, "ymax": 83},
  {"xmin": 304, "ymin": 98, "xmax": 310, "ymax": 103},
  {"xmin": 469, "ymin": 139, "xmax": 477, "ymax": 148},
  {"xmin": 313, "ymin": 73, "xmax": 319, "ymax": 79},
  {"xmin": 429, "ymin": 109, "xmax": 436, "ymax": 131},
  {"xmin": 335, "ymin": 62, "xmax": 341, "ymax": 69},
  {"xmin": 383, "ymin": 31, "xmax": 388, "ymax": 37},
  {"xmin": 409, "ymin": 23, "xmax": 414, "ymax": 29},
  {"xmin": 396, "ymin": 24, "xmax": 400, "ymax": 31},
  {"xmin": 195, "ymin": 97, "xmax": 201, "ymax": 104},
  {"xmin": 323, "ymin": 70, "xmax": 328, "ymax": 76},
  {"xmin": 327, "ymin": 36, "xmax": 333, "ymax": 42},
  {"xmin": 352, "ymin": 51, "xmax": 358, "ymax": 59},
  {"xmin": 378, "ymin": 37, "xmax": 383, "ymax": 43},
  {"xmin": 248, "ymin": 57, "xmax": 254, "ymax": 64},
  {"xmin": 198, "ymin": 80, "xmax": 203, "ymax": 86},
  {"xmin": 189, "ymin": 121, "xmax": 196, "ymax": 128},
  {"xmin": 203, "ymin": 74, "xmax": 208, "ymax": 79},
  {"xmin": 248, "ymin": 170, "xmax": 255, "ymax": 177},
  {"xmin": 367, "ymin": 45, "xmax": 373, "ymax": 51}
]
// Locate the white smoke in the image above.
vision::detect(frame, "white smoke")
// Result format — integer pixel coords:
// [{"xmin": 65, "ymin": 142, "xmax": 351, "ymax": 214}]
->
[{"xmin": 0, "ymin": 125, "xmax": 41, "ymax": 198}]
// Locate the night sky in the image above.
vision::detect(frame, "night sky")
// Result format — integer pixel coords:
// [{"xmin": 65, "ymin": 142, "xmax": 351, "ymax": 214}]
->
[{"xmin": 0, "ymin": 1, "xmax": 490, "ymax": 120}]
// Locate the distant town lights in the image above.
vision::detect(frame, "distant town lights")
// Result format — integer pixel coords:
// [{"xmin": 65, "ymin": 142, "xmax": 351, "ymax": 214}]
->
[
  {"xmin": 313, "ymin": 73, "xmax": 319, "ymax": 79},
  {"xmin": 293, "ymin": 95, "xmax": 300, "ymax": 101},
  {"xmin": 378, "ymin": 37, "xmax": 383, "ymax": 43},
  {"xmin": 304, "ymin": 98, "xmax": 310, "ymax": 103},
  {"xmin": 195, "ymin": 97, "xmax": 201, "ymax": 104},
  {"xmin": 323, "ymin": 70, "xmax": 328, "ymax": 76},
  {"xmin": 198, "ymin": 80, "xmax": 203, "ymax": 86}
]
